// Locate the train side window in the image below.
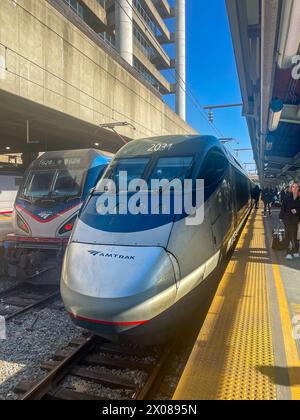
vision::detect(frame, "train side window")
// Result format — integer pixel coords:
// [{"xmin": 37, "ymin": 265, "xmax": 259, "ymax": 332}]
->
[{"xmin": 198, "ymin": 150, "xmax": 229, "ymax": 187}]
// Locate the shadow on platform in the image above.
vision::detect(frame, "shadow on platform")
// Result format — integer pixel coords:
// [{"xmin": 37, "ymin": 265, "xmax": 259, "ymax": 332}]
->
[{"xmin": 257, "ymin": 366, "xmax": 300, "ymax": 387}]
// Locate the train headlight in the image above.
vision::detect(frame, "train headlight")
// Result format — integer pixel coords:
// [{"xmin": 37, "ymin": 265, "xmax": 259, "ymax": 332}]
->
[
  {"xmin": 58, "ymin": 216, "xmax": 77, "ymax": 235},
  {"xmin": 16, "ymin": 214, "xmax": 30, "ymax": 234}
]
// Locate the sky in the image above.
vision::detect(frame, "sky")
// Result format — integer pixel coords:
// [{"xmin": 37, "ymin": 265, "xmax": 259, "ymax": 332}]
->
[{"xmin": 164, "ymin": 0, "xmax": 255, "ymax": 170}]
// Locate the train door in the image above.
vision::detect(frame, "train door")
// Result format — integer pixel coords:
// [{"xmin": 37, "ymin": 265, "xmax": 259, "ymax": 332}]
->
[{"xmin": 200, "ymin": 149, "xmax": 231, "ymax": 251}]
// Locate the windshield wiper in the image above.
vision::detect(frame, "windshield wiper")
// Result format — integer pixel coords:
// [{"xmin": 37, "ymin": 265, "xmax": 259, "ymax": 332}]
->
[
  {"xmin": 38, "ymin": 198, "xmax": 56, "ymax": 203},
  {"xmin": 65, "ymin": 196, "xmax": 81, "ymax": 203},
  {"xmin": 19, "ymin": 196, "xmax": 33, "ymax": 204}
]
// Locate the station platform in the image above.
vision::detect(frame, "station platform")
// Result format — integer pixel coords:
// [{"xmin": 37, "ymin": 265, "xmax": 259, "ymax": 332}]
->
[
  {"xmin": 0, "ymin": 213, "xmax": 12, "ymax": 221},
  {"xmin": 173, "ymin": 209, "xmax": 300, "ymax": 400},
  {"xmin": 0, "ymin": 213, "xmax": 12, "ymax": 243}
]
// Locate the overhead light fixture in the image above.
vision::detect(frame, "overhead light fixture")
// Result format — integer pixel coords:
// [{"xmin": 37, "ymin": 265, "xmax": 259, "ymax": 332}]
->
[
  {"xmin": 265, "ymin": 134, "xmax": 274, "ymax": 151},
  {"xmin": 268, "ymin": 99, "xmax": 284, "ymax": 132},
  {"xmin": 94, "ymin": 142, "xmax": 100, "ymax": 147},
  {"xmin": 277, "ymin": 0, "xmax": 300, "ymax": 69}
]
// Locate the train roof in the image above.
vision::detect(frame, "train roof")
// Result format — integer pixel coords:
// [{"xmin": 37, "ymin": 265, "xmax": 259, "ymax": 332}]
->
[
  {"xmin": 29, "ymin": 149, "xmax": 112, "ymax": 170},
  {"xmin": 116, "ymin": 135, "xmax": 212, "ymax": 157},
  {"xmin": 116, "ymin": 135, "xmax": 250, "ymax": 178}
]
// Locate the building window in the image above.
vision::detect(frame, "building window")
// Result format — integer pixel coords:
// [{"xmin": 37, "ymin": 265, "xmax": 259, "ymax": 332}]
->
[
  {"xmin": 133, "ymin": 25, "xmax": 157, "ymax": 61},
  {"xmin": 63, "ymin": 0, "xmax": 84, "ymax": 19},
  {"xmin": 133, "ymin": 0, "xmax": 160, "ymax": 36},
  {"xmin": 98, "ymin": 32, "xmax": 116, "ymax": 49},
  {"xmin": 133, "ymin": 57, "xmax": 160, "ymax": 91},
  {"xmin": 96, "ymin": 0, "xmax": 106, "ymax": 7}
]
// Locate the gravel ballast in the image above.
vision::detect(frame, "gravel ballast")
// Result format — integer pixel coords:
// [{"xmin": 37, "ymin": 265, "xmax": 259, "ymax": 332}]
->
[
  {"xmin": 0, "ymin": 276, "xmax": 18, "ymax": 293},
  {"xmin": 0, "ymin": 302, "xmax": 79, "ymax": 400}
]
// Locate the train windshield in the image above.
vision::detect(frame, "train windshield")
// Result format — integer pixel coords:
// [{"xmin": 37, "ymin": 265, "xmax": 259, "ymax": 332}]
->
[
  {"xmin": 101, "ymin": 158, "xmax": 150, "ymax": 191},
  {"xmin": 20, "ymin": 169, "xmax": 84, "ymax": 201},
  {"xmin": 97, "ymin": 156, "xmax": 193, "ymax": 192},
  {"xmin": 150, "ymin": 157, "xmax": 193, "ymax": 183}
]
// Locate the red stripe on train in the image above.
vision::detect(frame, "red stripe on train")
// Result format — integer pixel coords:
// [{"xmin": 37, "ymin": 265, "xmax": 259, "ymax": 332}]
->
[
  {"xmin": 15, "ymin": 203, "xmax": 81, "ymax": 223},
  {"xmin": 0, "ymin": 211, "xmax": 13, "ymax": 216},
  {"xmin": 68, "ymin": 311, "xmax": 149, "ymax": 326}
]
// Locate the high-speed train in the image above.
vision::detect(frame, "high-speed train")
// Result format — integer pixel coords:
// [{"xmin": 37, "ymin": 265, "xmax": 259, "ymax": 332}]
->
[
  {"xmin": 61, "ymin": 136, "xmax": 254, "ymax": 342},
  {"xmin": 3, "ymin": 149, "xmax": 112, "ymax": 282}
]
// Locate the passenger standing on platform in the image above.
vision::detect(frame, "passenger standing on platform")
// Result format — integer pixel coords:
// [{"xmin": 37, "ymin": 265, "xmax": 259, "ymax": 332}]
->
[
  {"xmin": 262, "ymin": 187, "xmax": 273, "ymax": 216},
  {"xmin": 272, "ymin": 188, "xmax": 278, "ymax": 206},
  {"xmin": 252, "ymin": 185, "xmax": 261, "ymax": 209},
  {"xmin": 279, "ymin": 183, "xmax": 300, "ymax": 260},
  {"xmin": 280, "ymin": 188, "xmax": 286, "ymax": 204}
]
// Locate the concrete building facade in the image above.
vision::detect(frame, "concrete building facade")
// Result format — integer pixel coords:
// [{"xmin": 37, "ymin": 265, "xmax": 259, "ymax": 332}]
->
[
  {"xmin": 0, "ymin": 0, "xmax": 194, "ymax": 155},
  {"xmin": 62, "ymin": 0, "xmax": 186, "ymax": 113}
]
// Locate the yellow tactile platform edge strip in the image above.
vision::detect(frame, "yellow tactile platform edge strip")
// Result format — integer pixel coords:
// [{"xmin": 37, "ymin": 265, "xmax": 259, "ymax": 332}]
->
[{"xmin": 173, "ymin": 211, "xmax": 277, "ymax": 400}]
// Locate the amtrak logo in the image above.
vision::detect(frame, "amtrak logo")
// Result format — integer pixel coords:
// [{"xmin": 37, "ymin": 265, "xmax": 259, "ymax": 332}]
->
[
  {"xmin": 37, "ymin": 211, "xmax": 53, "ymax": 220},
  {"xmin": 88, "ymin": 250, "xmax": 135, "ymax": 260}
]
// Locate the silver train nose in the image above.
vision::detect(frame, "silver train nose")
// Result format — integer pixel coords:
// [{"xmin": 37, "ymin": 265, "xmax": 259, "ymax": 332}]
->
[{"xmin": 61, "ymin": 243, "xmax": 178, "ymax": 335}]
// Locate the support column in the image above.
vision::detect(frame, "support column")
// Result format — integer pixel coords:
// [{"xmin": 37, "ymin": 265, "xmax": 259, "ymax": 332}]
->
[
  {"xmin": 176, "ymin": 0, "xmax": 186, "ymax": 121},
  {"xmin": 116, "ymin": 0, "xmax": 133, "ymax": 66}
]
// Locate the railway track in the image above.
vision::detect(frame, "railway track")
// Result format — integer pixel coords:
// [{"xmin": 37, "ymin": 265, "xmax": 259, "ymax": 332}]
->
[
  {"xmin": 0, "ymin": 283, "xmax": 60, "ymax": 321},
  {"xmin": 15, "ymin": 334, "xmax": 175, "ymax": 400}
]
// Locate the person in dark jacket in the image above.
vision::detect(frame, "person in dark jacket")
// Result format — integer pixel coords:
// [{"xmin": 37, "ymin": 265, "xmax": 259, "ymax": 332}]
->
[
  {"xmin": 279, "ymin": 183, "xmax": 300, "ymax": 260},
  {"xmin": 252, "ymin": 185, "xmax": 261, "ymax": 209},
  {"xmin": 262, "ymin": 187, "xmax": 273, "ymax": 216},
  {"xmin": 280, "ymin": 188, "xmax": 286, "ymax": 204}
]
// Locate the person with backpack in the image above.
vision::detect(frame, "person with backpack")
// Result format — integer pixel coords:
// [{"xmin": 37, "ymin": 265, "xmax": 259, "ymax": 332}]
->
[
  {"xmin": 252, "ymin": 185, "xmax": 261, "ymax": 209},
  {"xmin": 262, "ymin": 187, "xmax": 273, "ymax": 216}
]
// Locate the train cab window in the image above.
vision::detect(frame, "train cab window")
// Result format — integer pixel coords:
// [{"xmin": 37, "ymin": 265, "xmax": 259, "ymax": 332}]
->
[
  {"xmin": 52, "ymin": 170, "xmax": 83, "ymax": 197},
  {"xmin": 198, "ymin": 150, "xmax": 229, "ymax": 187},
  {"xmin": 150, "ymin": 157, "xmax": 193, "ymax": 182},
  {"xmin": 22, "ymin": 171, "xmax": 53, "ymax": 199},
  {"xmin": 103, "ymin": 158, "xmax": 150, "ymax": 191},
  {"xmin": 21, "ymin": 169, "xmax": 84, "ymax": 200}
]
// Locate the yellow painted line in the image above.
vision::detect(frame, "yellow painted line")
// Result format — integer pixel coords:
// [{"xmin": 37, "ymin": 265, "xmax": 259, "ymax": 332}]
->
[
  {"xmin": 0, "ymin": 215, "xmax": 12, "ymax": 221},
  {"xmin": 271, "ymin": 261, "xmax": 300, "ymax": 400}
]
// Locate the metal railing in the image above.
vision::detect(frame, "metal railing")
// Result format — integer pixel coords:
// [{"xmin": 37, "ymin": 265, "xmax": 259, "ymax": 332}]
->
[
  {"xmin": 63, "ymin": 0, "xmax": 84, "ymax": 18},
  {"xmin": 133, "ymin": 25, "xmax": 157, "ymax": 61},
  {"xmin": 133, "ymin": 0, "xmax": 160, "ymax": 36},
  {"xmin": 133, "ymin": 57, "xmax": 160, "ymax": 91},
  {"xmin": 98, "ymin": 31, "xmax": 116, "ymax": 49}
]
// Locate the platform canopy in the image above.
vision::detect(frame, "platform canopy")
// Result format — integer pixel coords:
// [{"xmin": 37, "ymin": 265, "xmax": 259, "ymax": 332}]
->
[{"xmin": 226, "ymin": 0, "xmax": 300, "ymax": 186}]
